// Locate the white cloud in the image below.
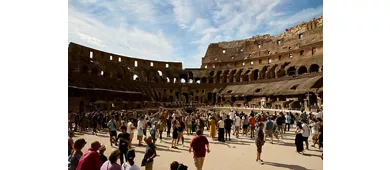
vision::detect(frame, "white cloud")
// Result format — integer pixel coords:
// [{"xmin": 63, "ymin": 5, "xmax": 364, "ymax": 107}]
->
[
  {"xmin": 68, "ymin": 7, "xmax": 180, "ymax": 62},
  {"xmin": 169, "ymin": 0, "xmax": 194, "ymax": 27}
]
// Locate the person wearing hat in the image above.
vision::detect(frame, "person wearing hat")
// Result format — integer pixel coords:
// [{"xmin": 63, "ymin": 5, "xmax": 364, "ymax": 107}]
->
[
  {"xmin": 98, "ymin": 145, "xmax": 107, "ymax": 165},
  {"xmin": 122, "ymin": 149, "xmax": 140, "ymax": 170},
  {"xmin": 141, "ymin": 136, "xmax": 157, "ymax": 170},
  {"xmin": 68, "ymin": 138, "xmax": 86, "ymax": 170},
  {"xmin": 76, "ymin": 141, "xmax": 102, "ymax": 170},
  {"xmin": 100, "ymin": 149, "xmax": 121, "ymax": 170}
]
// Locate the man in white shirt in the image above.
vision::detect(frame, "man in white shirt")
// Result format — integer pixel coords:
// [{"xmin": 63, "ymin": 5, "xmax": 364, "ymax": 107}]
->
[
  {"xmin": 233, "ymin": 115, "xmax": 241, "ymax": 138},
  {"xmin": 229, "ymin": 110, "xmax": 235, "ymax": 120},
  {"xmin": 301, "ymin": 120, "xmax": 310, "ymax": 150},
  {"xmin": 127, "ymin": 119, "xmax": 136, "ymax": 148},
  {"xmin": 217, "ymin": 118, "xmax": 225, "ymax": 142}
]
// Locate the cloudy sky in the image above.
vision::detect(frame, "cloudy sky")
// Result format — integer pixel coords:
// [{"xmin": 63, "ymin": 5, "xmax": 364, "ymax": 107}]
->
[{"xmin": 69, "ymin": 0, "xmax": 323, "ymax": 68}]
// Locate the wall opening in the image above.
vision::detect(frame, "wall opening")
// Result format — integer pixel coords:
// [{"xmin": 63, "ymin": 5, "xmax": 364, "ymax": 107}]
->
[
  {"xmin": 173, "ymin": 78, "xmax": 177, "ymax": 83},
  {"xmin": 100, "ymin": 71, "xmax": 104, "ymax": 75},
  {"xmin": 181, "ymin": 78, "xmax": 186, "ymax": 83},
  {"xmin": 223, "ymin": 49, "xmax": 226, "ymax": 53},
  {"xmin": 258, "ymin": 44, "xmax": 261, "ymax": 48},
  {"xmin": 135, "ymin": 61, "xmax": 138, "ymax": 67},
  {"xmin": 268, "ymin": 58, "xmax": 272, "ymax": 64},
  {"xmin": 213, "ymin": 64, "xmax": 215, "ymax": 68},
  {"xmin": 289, "ymin": 53, "xmax": 293, "ymax": 58},
  {"xmin": 151, "ymin": 62, "xmax": 154, "ymax": 67},
  {"xmin": 250, "ymin": 61, "xmax": 254, "ymax": 65},
  {"xmin": 227, "ymin": 90, "xmax": 233, "ymax": 93},
  {"xmin": 189, "ymin": 79, "xmax": 193, "ymax": 83},
  {"xmin": 277, "ymin": 40, "xmax": 281, "ymax": 45},
  {"xmin": 287, "ymin": 67, "xmax": 296, "ymax": 76},
  {"xmin": 312, "ymin": 47, "xmax": 316, "ymax": 55},
  {"xmin": 215, "ymin": 58, "xmax": 218, "ymax": 61},
  {"xmin": 90, "ymin": 51, "xmax": 93, "ymax": 59},
  {"xmin": 309, "ymin": 64, "xmax": 320, "ymax": 73},
  {"xmin": 299, "ymin": 33, "xmax": 303, "ymax": 39},
  {"xmin": 205, "ymin": 65, "xmax": 207, "ymax": 69},
  {"xmin": 278, "ymin": 55, "xmax": 282, "ymax": 60},
  {"xmin": 157, "ymin": 70, "xmax": 162, "ymax": 76},
  {"xmin": 300, "ymin": 50, "xmax": 304, "ymax": 56},
  {"xmin": 290, "ymin": 84, "xmax": 299, "ymax": 90},
  {"xmin": 298, "ymin": 66, "xmax": 307, "ymax": 74},
  {"xmin": 166, "ymin": 77, "xmax": 170, "ymax": 83},
  {"xmin": 118, "ymin": 57, "xmax": 121, "ymax": 62},
  {"xmin": 110, "ymin": 55, "xmax": 113, "ymax": 60},
  {"xmin": 242, "ymin": 62, "xmax": 245, "ymax": 66},
  {"xmin": 133, "ymin": 74, "xmax": 139, "ymax": 80},
  {"xmin": 166, "ymin": 64, "xmax": 169, "ymax": 68},
  {"xmin": 255, "ymin": 88, "xmax": 261, "ymax": 92}
]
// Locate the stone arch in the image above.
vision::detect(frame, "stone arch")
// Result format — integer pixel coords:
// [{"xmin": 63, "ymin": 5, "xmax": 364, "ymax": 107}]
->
[
  {"xmin": 277, "ymin": 68, "xmax": 286, "ymax": 78},
  {"xmin": 266, "ymin": 65, "xmax": 277, "ymax": 79},
  {"xmin": 229, "ymin": 70, "xmax": 236, "ymax": 83},
  {"xmin": 242, "ymin": 70, "xmax": 250, "ymax": 82},
  {"xmin": 195, "ymin": 77, "xmax": 201, "ymax": 84},
  {"xmin": 252, "ymin": 69, "xmax": 259, "ymax": 81},
  {"xmin": 298, "ymin": 66, "xmax": 308, "ymax": 75},
  {"xmin": 188, "ymin": 71, "xmax": 194, "ymax": 80},
  {"xmin": 133, "ymin": 74, "xmax": 139, "ymax": 81},
  {"xmin": 117, "ymin": 72, "xmax": 124, "ymax": 80},
  {"xmin": 166, "ymin": 77, "xmax": 171, "ymax": 83},
  {"xmin": 235, "ymin": 69, "xmax": 243, "ymax": 82},
  {"xmin": 287, "ymin": 67, "xmax": 296, "ymax": 76},
  {"xmin": 209, "ymin": 71, "xmax": 215, "ymax": 76},
  {"xmin": 259, "ymin": 66, "xmax": 268, "ymax": 79},
  {"xmin": 309, "ymin": 64, "xmax": 320, "ymax": 73},
  {"xmin": 208, "ymin": 77, "xmax": 214, "ymax": 84},
  {"xmin": 216, "ymin": 70, "xmax": 222, "ymax": 83},
  {"xmin": 222, "ymin": 70, "xmax": 229, "ymax": 83}
]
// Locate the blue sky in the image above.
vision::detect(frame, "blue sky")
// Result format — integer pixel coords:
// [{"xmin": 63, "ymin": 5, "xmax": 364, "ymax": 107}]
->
[{"xmin": 69, "ymin": 0, "xmax": 323, "ymax": 68}]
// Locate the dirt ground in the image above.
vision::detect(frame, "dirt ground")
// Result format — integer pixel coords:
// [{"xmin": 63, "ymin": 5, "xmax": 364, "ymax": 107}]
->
[{"xmin": 72, "ymin": 128, "xmax": 323, "ymax": 170}]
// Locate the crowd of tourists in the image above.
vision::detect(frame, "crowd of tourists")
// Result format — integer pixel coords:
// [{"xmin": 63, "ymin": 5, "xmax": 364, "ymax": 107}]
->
[{"xmin": 68, "ymin": 107, "xmax": 323, "ymax": 169}]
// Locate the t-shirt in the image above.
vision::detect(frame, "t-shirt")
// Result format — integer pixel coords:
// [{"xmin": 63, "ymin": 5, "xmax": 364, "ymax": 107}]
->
[
  {"xmin": 218, "ymin": 120, "xmax": 224, "ymax": 128},
  {"xmin": 127, "ymin": 122, "xmax": 135, "ymax": 134},
  {"xmin": 178, "ymin": 122, "xmax": 185, "ymax": 132},
  {"xmin": 118, "ymin": 132, "xmax": 130, "ymax": 150},
  {"xmin": 234, "ymin": 116, "xmax": 241, "ymax": 126},
  {"xmin": 302, "ymin": 123, "xmax": 310, "ymax": 137},
  {"xmin": 229, "ymin": 112, "xmax": 235, "ymax": 120},
  {"xmin": 242, "ymin": 117, "xmax": 249, "ymax": 125},
  {"xmin": 108, "ymin": 120, "xmax": 117, "ymax": 131},
  {"xmin": 122, "ymin": 163, "xmax": 140, "ymax": 170},
  {"xmin": 248, "ymin": 117, "xmax": 256, "ymax": 127},
  {"xmin": 190, "ymin": 135, "xmax": 209, "ymax": 158},
  {"xmin": 285, "ymin": 115, "xmax": 291, "ymax": 123},
  {"xmin": 100, "ymin": 161, "xmax": 121, "ymax": 170},
  {"xmin": 265, "ymin": 120, "xmax": 274, "ymax": 131},
  {"xmin": 137, "ymin": 120, "xmax": 144, "ymax": 129},
  {"xmin": 224, "ymin": 119, "xmax": 233, "ymax": 129}
]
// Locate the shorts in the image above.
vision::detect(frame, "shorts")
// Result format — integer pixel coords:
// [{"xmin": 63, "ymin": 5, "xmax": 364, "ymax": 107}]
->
[
  {"xmin": 235, "ymin": 126, "xmax": 240, "ymax": 130},
  {"xmin": 110, "ymin": 131, "xmax": 117, "ymax": 137},
  {"xmin": 266, "ymin": 130, "xmax": 273, "ymax": 137},
  {"xmin": 225, "ymin": 128, "xmax": 231, "ymax": 132},
  {"xmin": 250, "ymin": 126, "xmax": 255, "ymax": 131},
  {"xmin": 302, "ymin": 136, "xmax": 309, "ymax": 142},
  {"xmin": 137, "ymin": 135, "xmax": 143, "ymax": 141},
  {"xmin": 255, "ymin": 140, "xmax": 263, "ymax": 153},
  {"xmin": 243, "ymin": 125, "xmax": 248, "ymax": 129}
]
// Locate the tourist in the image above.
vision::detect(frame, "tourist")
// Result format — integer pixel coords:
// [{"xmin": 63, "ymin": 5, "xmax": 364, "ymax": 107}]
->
[
  {"xmin": 177, "ymin": 117, "xmax": 186, "ymax": 146},
  {"xmin": 285, "ymin": 112, "xmax": 292, "ymax": 132},
  {"xmin": 107, "ymin": 116, "xmax": 118, "ymax": 146},
  {"xmin": 318, "ymin": 119, "xmax": 323, "ymax": 149},
  {"xmin": 295, "ymin": 122, "xmax": 304, "ymax": 153},
  {"xmin": 191, "ymin": 115, "xmax": 197, "ymax": 134},
  {"xmin": 301, "ymin": 120, "xmax": 310, "ymax": 150},
  {"xmin": 76, "ymin": 141, "xmax": 102, "ymax": 170},
  {"xmin": 122, "ymin": 149, "xmax": 140, "ymax": 170},
  {"xmin": 98, "ymin": 145, "xmax": 107, "ymax": 164},
  {"xmin": 68, "ymin": 131, "xmax": 74, "ymax": 156},
  {"xmin": 233, "ymin": 114, "xmax": 241, "ymax": 138},
  {"xmin": 217, "ymin": 117, "xmax": 225, "ymax": 142},
  {"xmin": 92, "ymin": 113, "xmax": 98, "ymax": 135},
  {"xmin": 189, "ymin": 129, "xmax": 210, "ymax": 170},
  {"xmin": 209, "ymin": 117, "xmax": 216, "ymax": 139},
  {"xmin": 171, "ymin": 120, "xmax": 179, "ymax": 149},
  {"xmin": 185, "ymin": 114, "xmax": 192, "ymax": 135},
  {"xmin": 141, "ymin": 136, "xmax": 157, "ymax": 170},
  {"xmin": 118, "ymin": 125, "xmax": 131, "ymax": 165},
  {"xmin": 170, "ymin": 161, "xmax": 188, "ymax": 170},
  {"xmin": 167, "ymin": 116, "xmax": 172, "ymax": 137},
  {"xmin": 242, "ymin": 115, "xmax": 249, "ymax": 136},
  {"xmin": 68, "ymin": 138, "xmax": 87, "ymax": 170},
  {"xmin": 255, "ymin": 123, "xmax": 265, "ymax": 164},
  {"xmin": 265, "ymin": 117, "xmax": 275, "ymax": 144},
  {"xmin": 198, "ymin": 116, "xmax": 205, "ymax": 135},
  {"xmin": 224, "ymin": 116, "xmax": 233, "ymax": 141},
  {"xmin": 157, "ymin": 117, "xmax": 164, "ymax": 142},
  {"xmin": 100, "ymin": 149, "xmax": 121, "ymax": 170},
  {"xmin": 310, "ymin": 118, "xmax": 320, "ymax": 148},
  {"xmin": 248, "ymin": 114, "xmax": 256, "ymax": 138},
  {"xmin": 276, "ymin": 113, "xmax": 285, "ymax": 138},
  {"xmin": 126, "ymin": 118, "xmax": 136, "ymax": 148},
  {"xmin": 300, "ymin": 111, "xmax": 308, "ymax": 123},
  {"xmin": 136, "ymin": 123, "xmax": 144, "ymax": 146}
]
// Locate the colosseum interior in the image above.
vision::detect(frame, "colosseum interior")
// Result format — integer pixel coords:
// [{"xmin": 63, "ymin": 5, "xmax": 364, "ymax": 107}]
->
[{"xmin": 68, "ymin": 16, "xmax": 323, "ymax": 113}]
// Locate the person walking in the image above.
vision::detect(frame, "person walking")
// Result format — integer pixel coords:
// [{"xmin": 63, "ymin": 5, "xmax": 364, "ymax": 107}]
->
[
  {"xmin": 126, "ymin": 118, "xmax": 136, "ymax": 148},
  {"xmin": 265, "ymin": 117, "xmax": 275, "ymax": 144},
  {"xmin": 189, "ymin": 130, "xmax": 210, "ymax": 170},
  {"xmin": 107, "ymin": 116, "xmax": 118, "ymax": 146},
  {"xmin": 255, "ymin": 123, "xmax": 265, "ymax": 164},
  {"xmin": 224, "ymin": 116, "xmax": 233, "ymax": 141},
  {"xmin": 285, "ymin": 113, "xmax": 291, "ymax": 132},
  {"xmin": 171, "ymin": 120, "xmax": 179, "ymax": 149},
  {"xmin": 141, "ymin": 137, "xmax": 157, "ymax": 170},
  {"xmin": 167, "ymin": 117, "xmax": 172, "ymax": 137},
  {"xmin": 301, "ymin": 120, "xmax": 310, "ymax": 150},
  {"xmin": 100, "ymin": 149, "xmax": 121, "ymax": 170},
  {"xmin": 118, "ymin": 125, "xmax": 131, "ymax": 165},
  {"xmin": 209, "ymin": 117, "xmax": 216, "ymax": 139},
  {"xmin": 248, "ymin": 114, "xmax": 256, "ymax": 138}
]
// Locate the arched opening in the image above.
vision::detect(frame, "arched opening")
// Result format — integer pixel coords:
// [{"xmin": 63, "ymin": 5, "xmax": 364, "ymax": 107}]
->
[
  {"xmin": 207, "ymin": 92, "xmax": 213, "ymax": 101},
  {"xmin": 166, "ymin": 77, "xmax": 170, "ymax": 83},
  {"xmin": 195, "ymin": 77, "xmax": 200, "ymax": 84},
  {"xmin": 189, "ymin": 79, "xmax": 193, "ymax": 83},
  {"xmin": 169, "ymin": 95, "xmax": 174, "ymax": 102},
  {"xmin": 229, "ymin": 70, "xmax": 236, "ymax": 82},
  {"xmin": 216, "ymin": 70, "xmax": 222, "ymax": 83},
  {"xmin": 235, "ymin": 69, "xmax": 243, "ymax": 82},
  {"xmin": 208, "ymin": 77, "xmax": 214, "ymax": 83},
  {"xmin": 277, "ymin": 69, "xmax": 286, "ymax": 78},
  {"xmin": 259, "ymin": 66, "xmax": 268, "ymax": 79},
  {"xmin": 266, "ymin": 65, "xmax": 276, "ymax": 79},
  {"xmin": 181, "ymin": 78, "xmax": 186, "ymax": 83},
  {"xmin": 173, "ymin": 78, "xmax": 177, "ymax": 83},
  {"xmin": 222, "ymin": 70, "xmax": 229, "ymax": 83},
  {"xmin": 253, "ymin": 69, "xmax": 259, "ymax": 80},
  {"xmin": 298, "ymin": 66, "xmax": 308, "ymax": 75},
  {"xmin": 209, "ymin": 71, "xmax": 215, "ymax": 76},
  {"xmin": 117, "ymin": 73, "xmax": 123, "ymax": 80},
  {"xmin": 287, "ymin": 67, "xmax": 296, "ymax": 76},
  {"xmin": 195, "ymin": 96, "xmax": 199, "ymax": 101},
  {"xmin": 182, "ymin": 92, "xmax": 189, "ymax": 103},
  {"xmin": 157, "ymin": 70, "xmax": 163, "ymax": 76},
  {"xmin": 242, "ymin": 70, "xmax": 250, "ymax": 82},
  {"xmin": 188, "ymin": 71, "xmax": 194, "ymax": 80},
  {"xmin": 309, "ymin": 64, "xmax": 320, "ymax": 73},
  {"xmin": 91, "ymin": 67, "xmax": 98, "ymax": 76},
  {"xmin": 201, "ymin": 77, "xmax": 207, "ymax": 83},
  {"xmin": 133, "ymin": 74, "xmax": 139, "ymax": 81}
]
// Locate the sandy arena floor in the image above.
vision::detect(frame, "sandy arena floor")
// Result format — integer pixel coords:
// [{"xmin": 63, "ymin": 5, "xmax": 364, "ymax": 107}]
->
[{"xmin": 72, "ymin": 128, "xmax": 322, "ymax": 170}]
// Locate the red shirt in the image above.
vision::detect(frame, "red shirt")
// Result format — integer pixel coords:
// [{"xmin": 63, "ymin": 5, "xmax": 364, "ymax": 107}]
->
[
  {"xmin": 76, "ymin": 150, "xmax": 102, "ymax": 170},
  {"xmin": 190, "ymin": 136, "xmax": 209, "ymax": 158},
  {"xmin": 248, "ymin": 117, "xmax": 256, "ymax": 126}
]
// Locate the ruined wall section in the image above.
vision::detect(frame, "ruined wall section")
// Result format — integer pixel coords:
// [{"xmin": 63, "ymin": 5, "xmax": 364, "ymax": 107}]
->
[{"xmin": 201, "ymin": 16, "xmax": 323, "ymax": 69}]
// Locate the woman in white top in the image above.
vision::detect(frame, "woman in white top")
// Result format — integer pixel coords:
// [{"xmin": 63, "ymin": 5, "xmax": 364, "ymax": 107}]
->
[
  {"xmin": 127, "ymin": 119, "xmax": 136, "ymax": 148},
  {"xmin": 122, "ymin": 149, "xmax": 140, "ymax": 170}
]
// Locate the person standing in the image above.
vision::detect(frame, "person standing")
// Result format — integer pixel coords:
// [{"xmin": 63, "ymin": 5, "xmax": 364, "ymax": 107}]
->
[
  {"xmin": 248, "ymin": 114, "xmax": 256, "ymax": 138},
  {"xmin": 171, "ymin": 120, "xmax": 179, "ymax": 149},
  {"xmin": 224, "ymin": 116, "xmax": 233, "ymax": 141},
  {"xmin": 68, "ymin": 139, "xmax": 87, "ymax": 170},
  {"xmin": 301, "ymin": 120, "xmax": 310, "ymax": 150},
  {"xmin": 100, "ymin": 149, "xmax": 121, "ymax": 170},
  {"xmin": 141, "ymin": 137, "xmax": 157, "ymax": 170},
  {"xmin": 189, "ymin": 130, "xmax": 210, "ymax": 170},
  {"xmin": 185, "ymin": 114, "xmax": 192, "ymax": 135},
  {"xmin": 198, "ymin": 117, "xmax": 205, "ymax": 135},
  {"xmin": 127, "ymin": 118, "xmax": 136, "ymax": 148},
  {"xmin": 255, "ymin": 123, "xmax": 265, "ymax": 164},
  {"xmin": 217, "ymin": 117, "xmax": 225, "ymax": 142},
  {"xmin": 285, "ymin": 113, "xmax": 291, "ymax": 132},
  {"xmin": 209, "ymin": 117, "xmax": 216, "ymax": 139},
  {"xmin": 233, "ymin": 114, "xmax": 241, "ymax": 138},
  {"xmin": 265, "ymin": 117, "xmax": 274, "ymax": 144},
  {"xmin": 122, "ymin": 149, "xmax": 140, "ymax": 170},
  {"xmin": 295, "ymin": 122, "xmax": 304, "ymax": 153},
  {"xmin": 177, "ymin": 118, "xmax": 186, "ymax": 146},
  {"xmin": 107, "ymin": 116, "xmax": 118, "ymax": 146},
  {"xmin": 242, "ymin": 115, "xmax": 249, "ymax": 136},
  {"xmin": 167, "ymin": 116, "xmax": 172, "ymax": 137},
  {"xmin": 76, "ymin": 141, "xmax": 102, "ymax": 170},
  {"xmin": 118, "ymin": 125, "xmax": 130, "ymax": 165}
]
